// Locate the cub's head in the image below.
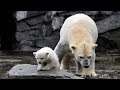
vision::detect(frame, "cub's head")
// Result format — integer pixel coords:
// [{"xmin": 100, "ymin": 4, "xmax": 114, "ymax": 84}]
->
[
  {"xmin": 70, "ymin": 43, "xmax": 98, "ymax": 68},
  {"xmin": 33, "ymin": 51, "xmax": 49, "ymax": 64}
]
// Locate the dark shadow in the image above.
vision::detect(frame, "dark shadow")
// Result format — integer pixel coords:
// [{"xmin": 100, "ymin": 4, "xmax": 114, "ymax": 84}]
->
[{"xmin": 0, "ymin": 11, "xmax": 17, "ymax": 51}]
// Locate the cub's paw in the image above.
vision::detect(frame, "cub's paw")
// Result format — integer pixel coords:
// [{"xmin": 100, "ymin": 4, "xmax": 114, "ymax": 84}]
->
[
  {"xmin": 37, "ymin": 66, "xmax": 42, "ymax": 71},
  {"xmin": 41, "ymin": 67, "xmax": 52, "ymax": 71}
]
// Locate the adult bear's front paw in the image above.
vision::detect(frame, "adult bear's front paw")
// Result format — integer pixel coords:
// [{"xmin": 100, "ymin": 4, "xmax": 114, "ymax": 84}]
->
[
  {"xmin": 75, "ymin": 71, "xmax": 97, "ymax": 78},
  {"xmin": 81, "ymin": 72, "xmax": 97, "ymax": 78}
]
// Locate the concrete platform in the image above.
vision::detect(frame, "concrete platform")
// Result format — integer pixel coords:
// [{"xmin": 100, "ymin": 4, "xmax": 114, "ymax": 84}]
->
[{"xmin": 8, "ymin": 64, "xmax": 83, "ymax": 79}]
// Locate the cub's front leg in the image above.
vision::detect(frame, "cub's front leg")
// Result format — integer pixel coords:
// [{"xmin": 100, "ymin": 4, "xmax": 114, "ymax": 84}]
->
[
  {"xmin": 37, "ymin": 62, "xmax": 47, "ymax": 71},
  {"xmin": 37, "ymin": 64, "xmax": 43, "ymax": 71},
  {"xmin": 41, "ymin": 63, "xmax": 54, "ymax": 70}
]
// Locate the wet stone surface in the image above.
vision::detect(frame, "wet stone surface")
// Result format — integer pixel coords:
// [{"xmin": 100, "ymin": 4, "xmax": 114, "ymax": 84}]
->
[
  {"xmin": 8, "ymin": 64, "xmax": 83, "ymax": 79},
  {"xmin": 1, "ymin": 51, "xmax": 120, "ymax": 79}
]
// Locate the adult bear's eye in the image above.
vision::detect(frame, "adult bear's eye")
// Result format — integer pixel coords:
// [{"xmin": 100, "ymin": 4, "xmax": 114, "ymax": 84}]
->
[
  {"xmin": 87, "ymin": 56, "xmax": 91, "ymax": 59},
  {"xmin": 79, "ymin": 56, "xmax": 84, "ymax": 59}
]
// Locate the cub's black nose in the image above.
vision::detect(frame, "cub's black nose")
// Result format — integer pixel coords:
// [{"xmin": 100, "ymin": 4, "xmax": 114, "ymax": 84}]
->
[
  {"xmin": 84, "ymin": 66, "xmax": 89, "ymax": 68},
  {"xmin": 38, "ymin": 62, "xmax": 42, "ymax": 64}
]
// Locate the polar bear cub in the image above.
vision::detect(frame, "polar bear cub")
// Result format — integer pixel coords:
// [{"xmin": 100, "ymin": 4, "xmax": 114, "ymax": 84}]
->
[{"xmin": 33, "ymin": 47, "xmax": 60, "ymax": 71}]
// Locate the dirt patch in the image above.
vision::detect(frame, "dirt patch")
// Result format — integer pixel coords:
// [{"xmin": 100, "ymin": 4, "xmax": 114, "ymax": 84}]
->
[{"xmin": 0, "ymin": 51, "xmax": 120, "ymax": 79}]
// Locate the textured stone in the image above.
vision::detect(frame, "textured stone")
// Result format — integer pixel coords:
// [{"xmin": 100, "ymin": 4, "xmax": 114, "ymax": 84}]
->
[
  {"xmin": 96, "ymin": 36, "xmax": 118, "ymax": 52},
  {"xmin": 18, "ymin": 45, "xmax": 39, "ymax": 51},
  {"xmin": 16, "ymin": 30, "xmax": 43, "ymax": 41},
  {"xmin": 8, "ymin": 64, "xmax": 83, "ymax": 79},
  {"xmin": 84, "ymin": 11, "xmax": 99, "ymax": 15},
  {"xmin": 58, "ymin": 11, "xmax": 83, "ymax": 16},
  {"xmin": 41, "ymin": 24, "xmax": 53, "ymax": 37},
  {"xmin": 14, "ymin": 11, "xmax": 120, "ymax": 52},
  {"xmin": 27, "ymin": 11, "xmax": 46, "ymax": 18},
  {"xmin": 26, "ymin": 15, "xmax": 45, "ymax": 26},
  {"xmin": 30, "ymin": 24, "xmax": 43, "ymax": 30},
  {"xmin": 17, "ymin": 22, "xmax": 30, "ymax": 31},
  {"xmin": 36, "ymin": 31, "xmax": 60, "ymax": 49},
  {"xmin": 16, "ymin": 11, "xmax": 28, "ymax": 21},
  {"xmin": 100, "ymin": 29, "xmax": 120, "ymax": 40},
  {"xmin": 100, "ymin": 11, "xmax": 113, "ymax": 15},
  {"xmin": 52, "ymin": 16, "xmax": 64, "ymax": 30},
  {"xmin": 20, "ymin": 40, "xmax": 35, "ymax": 46},
  {"xmin": 99, "ymin": 29, "xmax": 120, "ymax": 49},
  {"xmin": 96, "ymin": 14, "xmax": 120, "ymax": 33}
]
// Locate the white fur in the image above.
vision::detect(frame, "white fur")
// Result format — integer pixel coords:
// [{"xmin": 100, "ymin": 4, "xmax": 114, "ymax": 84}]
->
[
  {"xmin": 33, "ymin": 47, "xmax": 60, "ymax": 71},
  {"xmin": 54, "ymin": 13, "xmax": 98, "ymax": 77},
  {"xmin": 60, "ymin": 13, "xmax": 98, "ymax": 43}
]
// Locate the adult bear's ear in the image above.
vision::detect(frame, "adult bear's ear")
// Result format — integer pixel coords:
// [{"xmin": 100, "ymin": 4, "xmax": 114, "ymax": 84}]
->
[
  {"xmin": 70, "ymin": 45, "xmax": 76, "ymax": 53},
  {"xmin": 33, "ymin": 52, "xmax": 36, "ymax": 56},
  {"xmin": 92, "ymin": 44, "xmax": 98, "ymax": 49},
  {"xmin": 71, "ymin": 45, "xmax": 76, "ymax": 50},
  {"xmin": 70, "ymin": 45, "xmax": 76, "ymax": 54}
]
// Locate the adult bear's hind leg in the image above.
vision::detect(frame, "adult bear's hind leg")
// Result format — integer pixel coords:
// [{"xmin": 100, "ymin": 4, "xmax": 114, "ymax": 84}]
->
[
  {"xmin": 54, "ymin": 41, "xmax": 70, "ymax": 65},
  {"xmin": 60, "ymin": 53, "xmax": 71, "ymax": 71}
]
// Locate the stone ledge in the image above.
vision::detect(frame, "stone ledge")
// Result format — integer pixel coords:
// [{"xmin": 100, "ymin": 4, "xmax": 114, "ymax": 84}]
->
[{"xmin": 8, "ymin": 64, "xmax": 83, "ymax": 79}]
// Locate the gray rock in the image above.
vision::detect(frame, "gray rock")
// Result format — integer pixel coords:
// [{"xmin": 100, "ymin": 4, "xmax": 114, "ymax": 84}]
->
[
  {"xmin": 58, "ymin": 11, "xmax": 83, "ymax": 16},
  {"xmin": 41, "ymin": 24, "xmax": 53, "ymax": 37},
  {"xmin": 30, "ymin": 24, "xmax": 43, "ymax": 30},
  {"xmin": 36, "ymin": 31, "xmax": 60, "ymax": 49},
  {"xmin": 96, "ymin": 14, "xmax": 120, "ymax": 33},
  {"xmin": 20, "ymin": 40, "xmax": 35, "ymax": 46},
  {"xmin": 100, "ymin": 11, "xmax": 113, "ymax": 15},
  {"xmin": 113, "ymin": 11, "xmax": 120, "ymax": 15},
  {"xmin": 8, "ymin": 64, "xmax": 83, "ymax": 79},
  {"xmin": 44, "ymin": 11, "xmax": 53, "ymax": 22},
  {"xmin": 52, "ymin": 16, "xmax": 64, "ymax": 30},
  {"xmin": 16, "ymin": 30, "xmax": 43, "ymax": 41},
  {"xmin": 57, "ymin": 11, "xmax": 67, "ymax": 13},
  {"xmin": 16, "ymin": 11, "xmax": 28, "ymax": 21},
  {"xmin": 17, "ymin": 22, "xmax": 30, "ymax": 31},
  {"xmin": 84, "ymin": 11, "xmax": 99, "ymax": 15},
  {"xmin": 99, "ymin": 28, "xmax": 120, "ymax": 49},
  {"xmin": 27, "ymin": 11, "xmax": 46, "ymax": 18},
  {"xmin": 18, "ymin": 45, "xmax": 39, "ymax": 51},
  {"xmin": 26, "ymin": 15, "xmax": 45, "ymax": 26}
]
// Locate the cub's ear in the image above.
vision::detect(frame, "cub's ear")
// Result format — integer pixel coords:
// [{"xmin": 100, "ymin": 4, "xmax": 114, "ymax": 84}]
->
[
  {"xmin": 33, "ymin": 52, "xmax": 36, "ymax": 56},
  {"xmin": 92, "ymin": 44, "xmax": 98, "ymax": 49},
  {"xmin": 46, "ymin": 53, "xmax": 49, "ymax": 56}
]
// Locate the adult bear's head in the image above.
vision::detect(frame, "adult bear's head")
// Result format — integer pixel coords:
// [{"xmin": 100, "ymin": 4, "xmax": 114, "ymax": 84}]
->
[{"xmin": 70, "ymin": 43, "xmax": 98, "ymax": 68}]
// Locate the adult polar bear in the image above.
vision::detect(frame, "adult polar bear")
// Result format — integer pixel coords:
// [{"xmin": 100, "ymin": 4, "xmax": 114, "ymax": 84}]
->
[{"xmin": 54, "ymin": 13, "xmax": 98, "ymax": 77}]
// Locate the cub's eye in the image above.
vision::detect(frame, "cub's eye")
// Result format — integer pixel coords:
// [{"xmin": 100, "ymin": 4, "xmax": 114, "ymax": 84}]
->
[
  {"xmin": 87, "ymin": 56, "xmax": 91, "ymax": 59},
  {"xmin": 79, "ymin": 56, "xmax": 84, "ymax": 59},
  {"xmin": 40, "ymin": 58, "xmax": 43, "ymax": 59}
]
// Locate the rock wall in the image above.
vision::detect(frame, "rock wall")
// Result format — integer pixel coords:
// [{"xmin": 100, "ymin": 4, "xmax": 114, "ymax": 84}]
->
[{"xmin": 15, "ymin": 11, "xmax": 120, "ymax": 53}]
